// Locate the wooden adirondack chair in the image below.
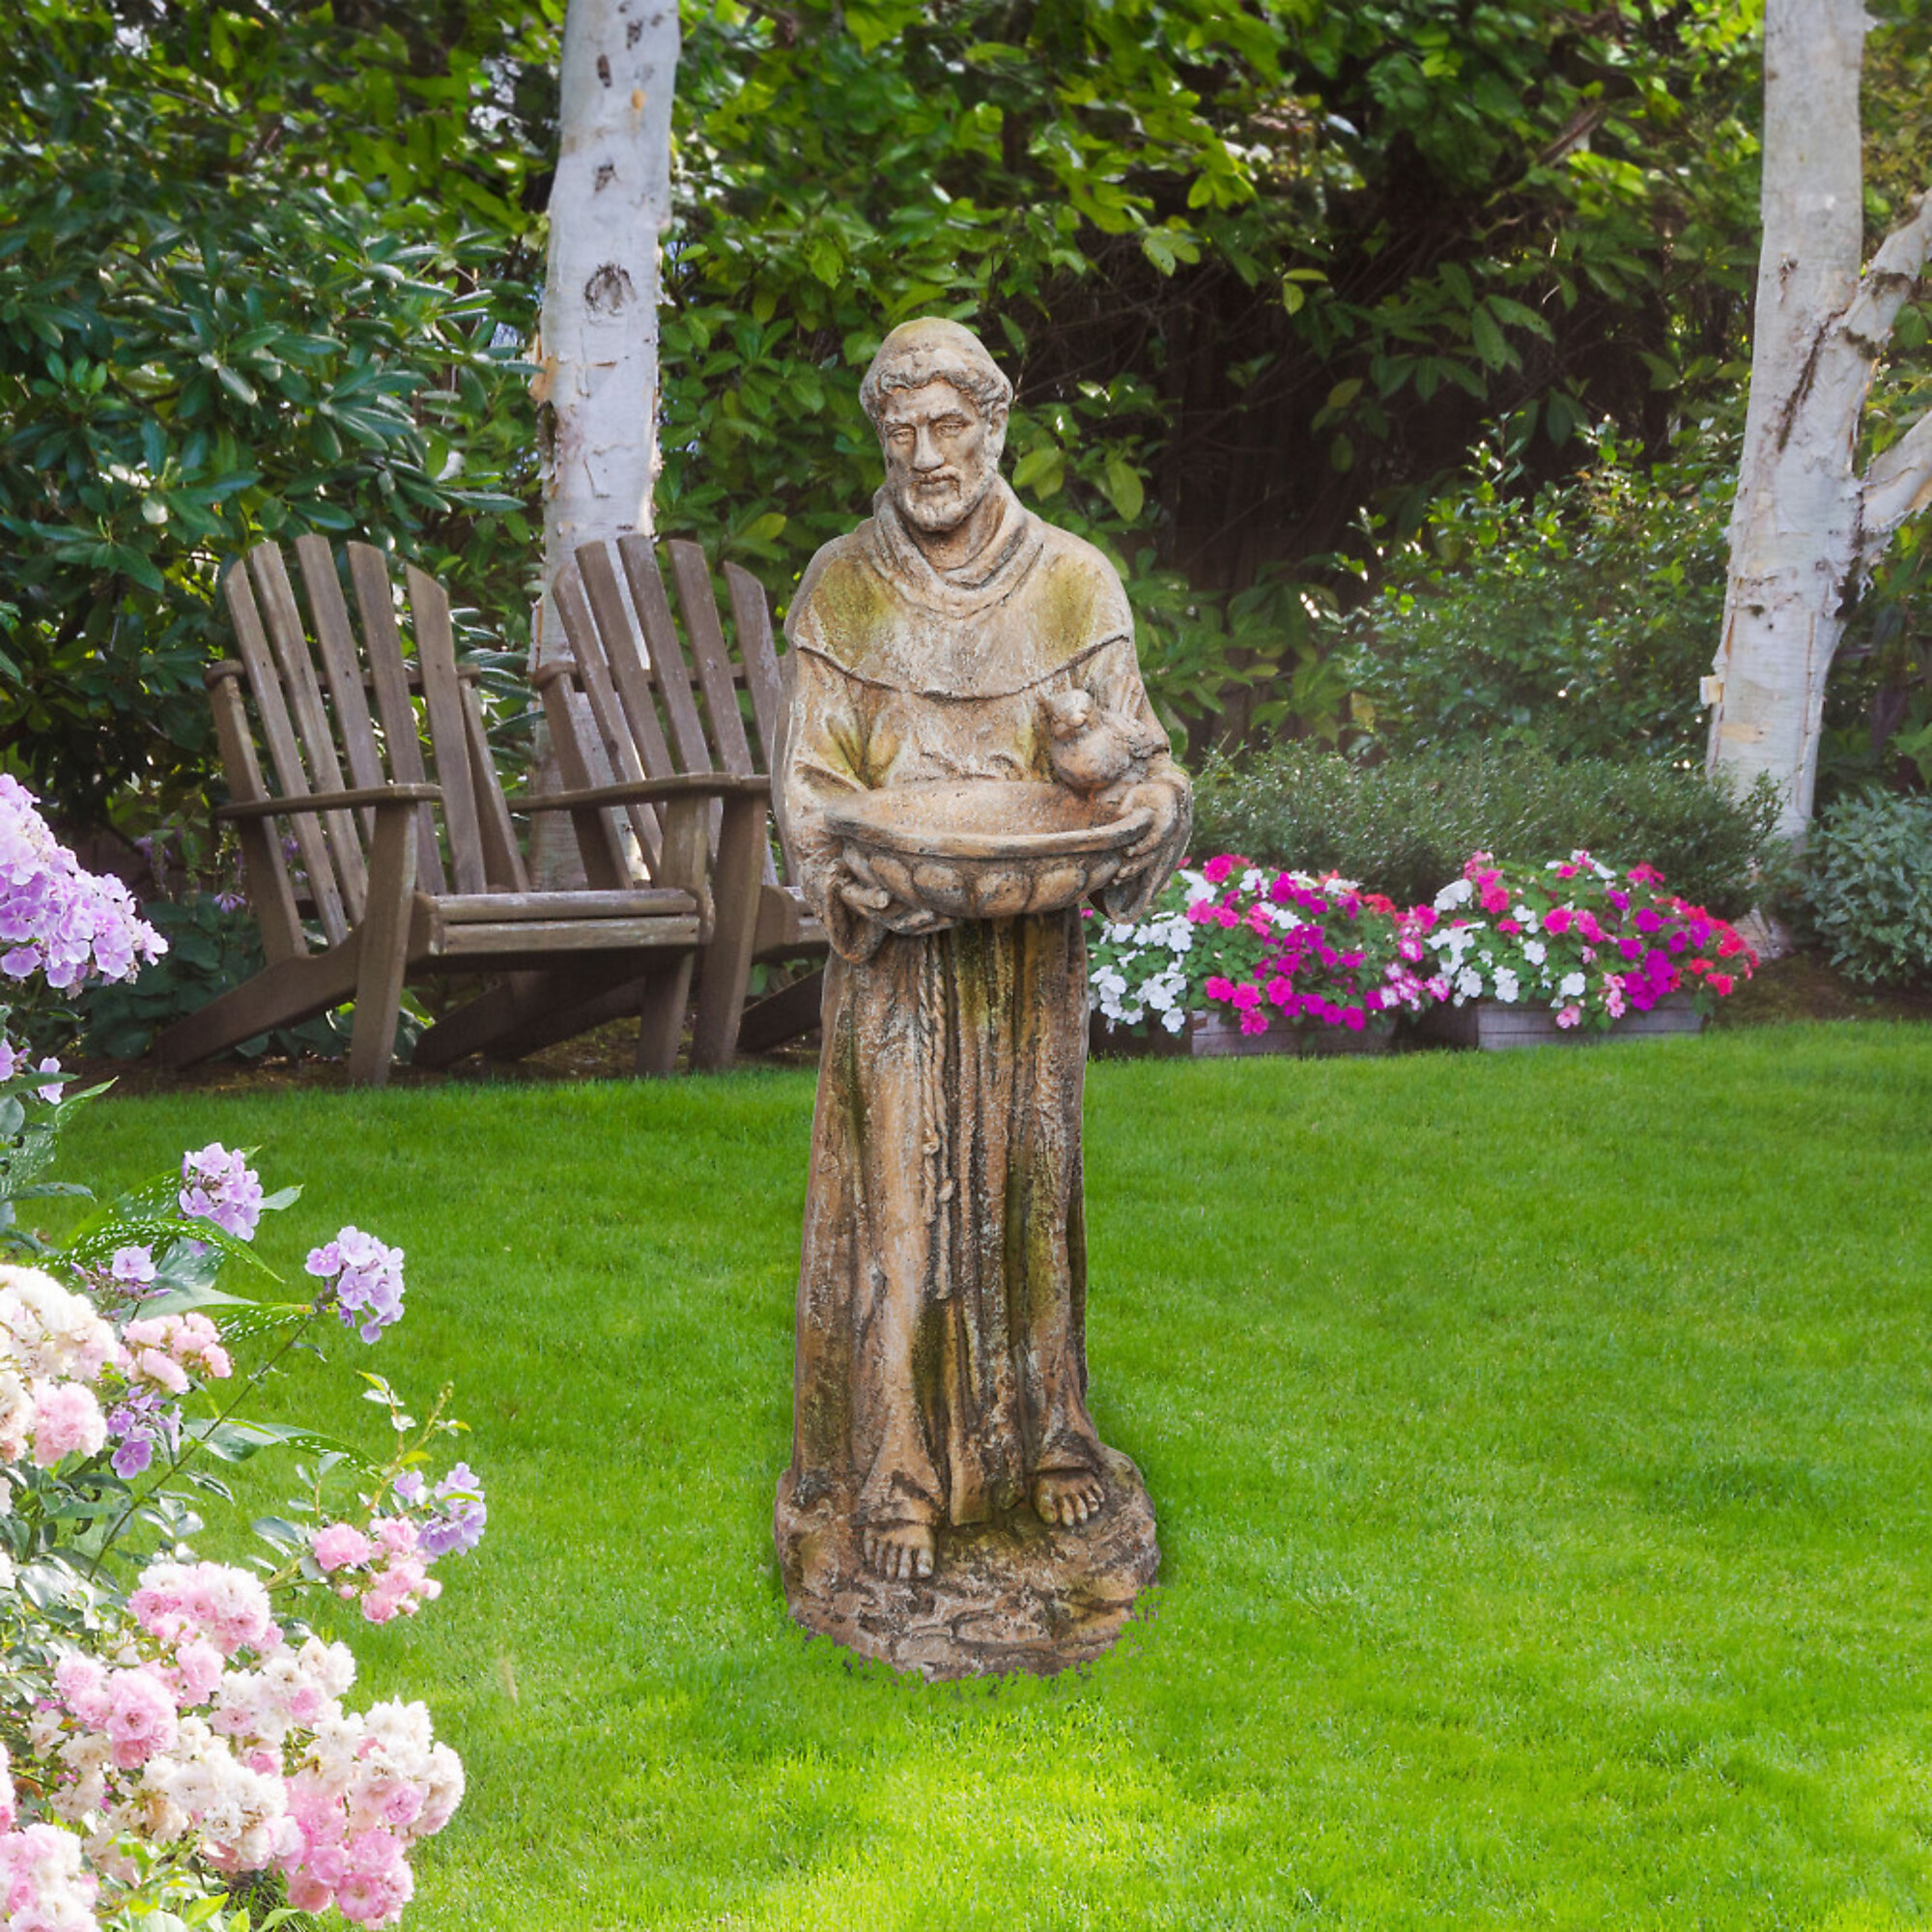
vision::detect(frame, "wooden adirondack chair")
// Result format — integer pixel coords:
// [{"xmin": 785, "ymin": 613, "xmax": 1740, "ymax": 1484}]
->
[
  {"xmin": 157, "ymin": 536, "xmax": 767, "ymax": 1085},
  {"xmin": 542, "ymin": 535, "xmax": 827, "ymax": 1065}
]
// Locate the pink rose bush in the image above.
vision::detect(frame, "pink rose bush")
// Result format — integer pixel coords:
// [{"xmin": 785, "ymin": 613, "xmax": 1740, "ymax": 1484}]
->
[
  {"xmin": 23, "ymin": 1580, "xmax": 463, "ymax": 1925},
  {"xmin": 1088, "ymin": 855, "xmax": 1446, "ymax": 1041},
  {"xmin": 0, "ymin": 790, "xmax": 482, "ymax": 1930},
  {"xmin": 1426, "ymin": 850, "xmax": 1757, "ymax": 1028},
  {"xmin": 3, "ymin": 1193, "xmax": 483, "ymax": 1928}
]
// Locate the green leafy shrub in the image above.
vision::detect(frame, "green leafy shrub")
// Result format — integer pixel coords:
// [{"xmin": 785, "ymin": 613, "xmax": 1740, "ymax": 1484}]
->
[
  {"xmin": 1337, "ymin": 424, "xmax": 1734, "ymax": 764},
  {"xmin": 1804, "ymin": 788, "xmax": 1932, "ymax": 987},
  {"xmin": 71, "ymin": 895, "xmax": 337, "ymax": 1062},
  {"xmin": 0, "ymin": 21, "xmax": 534, "ymax": 826},
  {"xmin": 1193, "ymin": 745, "xmax": 1778, "ymax": 915}
]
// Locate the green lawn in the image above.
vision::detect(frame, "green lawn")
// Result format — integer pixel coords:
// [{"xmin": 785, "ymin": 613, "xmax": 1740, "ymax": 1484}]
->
[{"xmin": 52, "ymin": 1026, "xmax": 1932, "ymax": 1931}]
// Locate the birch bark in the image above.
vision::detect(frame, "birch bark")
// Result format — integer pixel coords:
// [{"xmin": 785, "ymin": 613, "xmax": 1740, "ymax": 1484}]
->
[
  {"xmin": 528, "ymin": 0, "xmax": 678, "ymax": 873},
  {"xmin": 1706, "ymin": 0, "xmax": 1932, "ymax": 838}
]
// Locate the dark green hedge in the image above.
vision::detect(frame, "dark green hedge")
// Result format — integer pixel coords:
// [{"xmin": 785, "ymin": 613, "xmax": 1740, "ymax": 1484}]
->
[{"xmin": 1192, "ymin": 747, "xmax": 1779, "ymax": 916}]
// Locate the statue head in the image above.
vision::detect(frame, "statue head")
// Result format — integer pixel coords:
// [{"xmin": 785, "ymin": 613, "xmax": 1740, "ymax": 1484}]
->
[{"xmin": 861, "ymin": 319, "xmax": 1013, "ymax": 537}]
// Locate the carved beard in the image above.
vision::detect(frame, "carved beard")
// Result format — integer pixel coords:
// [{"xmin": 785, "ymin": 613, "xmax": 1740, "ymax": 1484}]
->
[{"xmin": 892, "ymin": 434, "xmax": 1003, "ymax": 535}]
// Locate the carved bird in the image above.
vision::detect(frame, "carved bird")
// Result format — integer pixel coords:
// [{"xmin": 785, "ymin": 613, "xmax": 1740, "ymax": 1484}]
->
[{"xmin": 1040, "ymin": 688, "xmax": 1169, "ymax": 796}]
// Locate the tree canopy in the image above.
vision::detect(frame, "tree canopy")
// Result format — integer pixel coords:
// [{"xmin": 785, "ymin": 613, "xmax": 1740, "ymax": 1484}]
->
[{"xmin": 4, "ymin": 0, "xmax": 1891, "ymax": 827}]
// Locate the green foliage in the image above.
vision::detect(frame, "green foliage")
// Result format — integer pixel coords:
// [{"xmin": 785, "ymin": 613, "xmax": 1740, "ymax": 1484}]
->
[
  {"xmin": 666, "ymin": 0, "xmax": 1763, "ymax": 746},
  {"xmin": 1337, "ymin": 420, "xmax": 1736, "ymax": 762},
  {"xmin": 1193, "ymin": 744, "xmax": 1779, "ymax": 914},
  {"xmin": 1818, "ymin": 519, "xmax": 1932, "ymax": 805},
  {"xmin": 72, "ymin": 895, "xmax": 356, "ymax": 1063},
  {"xmin": 0, "ymin": 2, "xmax": 540, "ymax": 823},
  {"xmin": 3, "ymin": 0, "xmax": 1773, "ymax": 810},
  {"xmin": 1804, "ymin": 787, "xmax": 1932, "ymax": 988}
]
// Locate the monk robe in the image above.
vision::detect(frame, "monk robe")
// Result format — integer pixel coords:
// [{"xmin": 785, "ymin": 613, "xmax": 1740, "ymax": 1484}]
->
[{"xmin": 774, "ymin": 477, "xmax": 1191, "ymax": 1543}]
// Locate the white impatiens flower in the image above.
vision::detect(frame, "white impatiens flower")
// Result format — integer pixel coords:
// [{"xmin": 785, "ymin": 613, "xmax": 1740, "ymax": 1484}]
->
[
  {"xmin": 1455, "ymin": 966, "xmax": 1484, "ymax": 1001},
  {"xmin": 1522, "ymin": 939, "xmax": 1547, "ymax": 966},
  {"xmin": 1559, "ymin": 971, "xmax": 1587, "ymax": 998},
  {"xmin": 1492, "ymin": 968, "xmax": 1520, "ymax": 1004},
  {"xmin": 1435, "ymin": 878, "xmax": 1475, "ymax": 910}
]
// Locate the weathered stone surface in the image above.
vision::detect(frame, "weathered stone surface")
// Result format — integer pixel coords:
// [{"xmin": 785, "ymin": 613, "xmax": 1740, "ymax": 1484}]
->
[
  {"xmin": 777, "ymin": 1446, "xmax": 1158, "ymax": 1680},
  {"xmin": 770, "ymin": 319, "xmax": 1189, "ymax": 1679}
]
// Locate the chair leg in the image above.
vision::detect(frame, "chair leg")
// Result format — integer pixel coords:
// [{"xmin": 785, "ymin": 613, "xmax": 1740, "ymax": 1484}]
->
[
  {"xmin": 346, "ymin": 804, "xmax": 418, "ymax": 1087},
  {"xmin": 689, "ymin": 794, "xmax": 767, "ymax": 1073},
  {"xmin": 735, "ymin": 963, "xmax": 827, "ymax": 1054},
  {"xmin": 636, "ymin": 955, "xmax": 695, "ymax": 1077}
]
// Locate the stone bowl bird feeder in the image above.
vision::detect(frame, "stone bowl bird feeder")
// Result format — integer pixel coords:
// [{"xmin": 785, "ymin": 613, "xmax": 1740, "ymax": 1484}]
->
[{"xmin": 824, "ymin": 779, "xmax": 1151, "ymax": 923}]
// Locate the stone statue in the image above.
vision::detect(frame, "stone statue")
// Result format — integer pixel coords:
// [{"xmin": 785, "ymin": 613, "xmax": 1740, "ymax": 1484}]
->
[{"xmin": 771, "ymin": 318, "xmax": 1191, "ymax": 1678}]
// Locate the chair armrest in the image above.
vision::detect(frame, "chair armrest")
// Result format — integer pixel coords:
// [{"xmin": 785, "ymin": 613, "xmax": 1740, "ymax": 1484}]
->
[
  {"xmin": 511, "ymin": 775, "xmax": 772, "ymax": 811},
  {"xmin": 216, "ymin": 784, "xmax": 442, "ymax": 822}
]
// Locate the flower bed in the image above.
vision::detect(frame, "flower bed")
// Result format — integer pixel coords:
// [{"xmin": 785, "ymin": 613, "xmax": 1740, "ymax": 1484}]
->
[
  {"xmin": 1421, "ymin": 850, "xmax": 1756, "ymax": 1033},
  {"xmin": 1087, "ymin": 855, "xmax": 1445, "ymax": 1050},
  {"xmin": 1, "ymin": 781, "xmax": 482, "ymax": 1931}
]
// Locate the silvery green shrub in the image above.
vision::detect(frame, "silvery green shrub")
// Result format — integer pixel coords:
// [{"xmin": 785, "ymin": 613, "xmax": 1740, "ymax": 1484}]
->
[{"xmin": 1805, "ymin": 789, "xmax": 1932, "ymax": 988}]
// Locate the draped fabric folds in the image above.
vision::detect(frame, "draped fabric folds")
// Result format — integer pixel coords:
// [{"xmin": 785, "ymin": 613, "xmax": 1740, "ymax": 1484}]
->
[{"xmin": 777, "ymin": 481, "xmax": 1190, "ymax": 1538}]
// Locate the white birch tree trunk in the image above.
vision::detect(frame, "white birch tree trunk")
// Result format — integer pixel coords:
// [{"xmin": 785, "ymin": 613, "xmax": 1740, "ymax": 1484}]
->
[
  {"xmin": 528, "ymin": 0, "xmax": 678, "ymax": 876},
  {"xmin": 1706, "ymin": 0, "xmax": 1932, "ymax": 840}
]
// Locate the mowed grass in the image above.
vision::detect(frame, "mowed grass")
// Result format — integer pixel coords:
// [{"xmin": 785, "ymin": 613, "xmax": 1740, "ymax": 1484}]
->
[{"xmin": 51, "ymin": 1025, "xmax": 1932, "ymax": 1931}]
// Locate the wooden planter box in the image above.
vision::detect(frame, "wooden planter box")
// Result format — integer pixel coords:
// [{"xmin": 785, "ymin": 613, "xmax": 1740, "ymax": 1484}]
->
[
  {"xmin": 1415, "ymin": 991, "xmax": 1703, "ymax": 1051},
  {"xmin": 1091, "ymin": 1011, "xmax": 1393, "ymax": 1061}
]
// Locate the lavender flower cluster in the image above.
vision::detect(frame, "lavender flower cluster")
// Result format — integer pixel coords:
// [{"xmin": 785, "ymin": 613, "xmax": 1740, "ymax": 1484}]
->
[
  {"xmin": 306, "ymin": 1227, "xmax": 409, "ymax": 1343},
  {"xmin": 0, "ymin": 776, "xmax": 165, "ymax": 993}
]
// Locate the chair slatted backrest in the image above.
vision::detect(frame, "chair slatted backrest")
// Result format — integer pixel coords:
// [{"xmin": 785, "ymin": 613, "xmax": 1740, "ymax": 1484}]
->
[
  {"xmin": 216, "ymin": 540, "xmax": 526, "ymax": 951},
  {"xmin": 556, "ymin": 536, "xmax": 785, "ymax": 889}
]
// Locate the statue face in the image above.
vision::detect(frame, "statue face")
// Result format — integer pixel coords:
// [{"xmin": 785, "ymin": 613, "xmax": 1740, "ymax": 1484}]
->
[{"xmin": 877, "ymin": 380, "xmax": 1005, "ymax": 534}]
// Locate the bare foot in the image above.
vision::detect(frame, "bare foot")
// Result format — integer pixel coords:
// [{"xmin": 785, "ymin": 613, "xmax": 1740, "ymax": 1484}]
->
[
  {"xmin": 861, "ymin": 1520, "xmax": 935, "ymax": 1581},
  {"xmin": 1034, "ymin": 1469, "xmax": 1104, "ymax": 1528}
]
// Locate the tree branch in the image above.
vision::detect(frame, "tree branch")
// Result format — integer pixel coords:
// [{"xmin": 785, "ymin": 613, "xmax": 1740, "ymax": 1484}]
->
[
  {"xmin": 1838, "ymin": 188, "xmax": 1932, "ymax": 352},
  {"xmin": 1861, "ymin": 405, "xmax": 1932, "ymax": 554}
]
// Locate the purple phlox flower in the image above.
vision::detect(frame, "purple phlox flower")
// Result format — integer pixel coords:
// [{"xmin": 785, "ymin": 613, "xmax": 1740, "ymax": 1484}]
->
[
  {"xmin": 35, "ymin": 1057, "xmax": 63, "ymax": 1104},
  {"xmin": 0, "ymin": 1038, "xmax": 15, "ymax": 1081},
  {"xmin": 392, "ymin": 1469, "xmax": 428, "ymax": 1507},
  {"xmin": 108, "ymin": 1245, "xmax": 158, "ymax": 1295},
  {"xmin": 107, "ymin": 1392, "xmax": 178, "ymax": 1478},
  {"xmin": 0, "ymin": 778, "xmax": 166, "ymax": 993},
  {"xmin": 179, "ymin": 1143, "xmax": 265, "ymax": 1241},
  {"xmin": 419, "ymin": 1461, "xmax": 487, "ymax": 1557},
  {"xmin": 306, "ymin": 1224, "xmax": 406, "ymax": 1342}
]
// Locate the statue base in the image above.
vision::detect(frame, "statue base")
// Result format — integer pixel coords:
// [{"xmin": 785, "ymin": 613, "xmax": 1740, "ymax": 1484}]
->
[{"xmin": 774, "ymin": 1445, "xmax": 1158, "ymax": 1681}]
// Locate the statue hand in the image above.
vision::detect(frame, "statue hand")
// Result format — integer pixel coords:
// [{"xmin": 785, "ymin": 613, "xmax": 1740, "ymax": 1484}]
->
[
  {"xmin": 1115, "ymin": 780, "xmax": 1183, "ymax": 873},
  {"xmin": 837, "ymin": 873, "xmax": 947, "ymax": 935}
]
